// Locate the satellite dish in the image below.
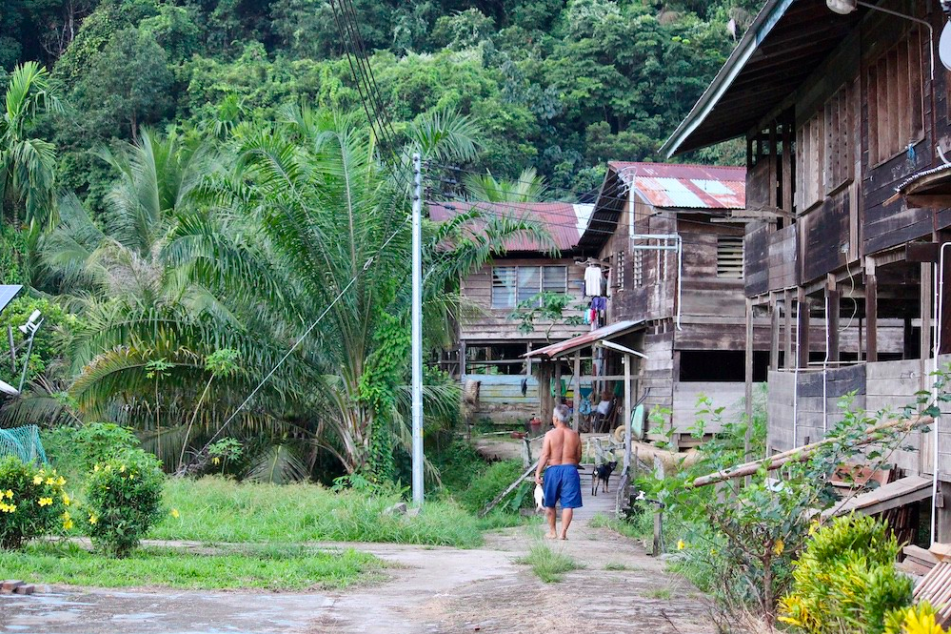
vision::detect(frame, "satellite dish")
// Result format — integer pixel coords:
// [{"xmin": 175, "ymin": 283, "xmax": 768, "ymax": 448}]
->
[{"xmin": 941, "ymin": 22, "xmax": 951, "ymax": 71}]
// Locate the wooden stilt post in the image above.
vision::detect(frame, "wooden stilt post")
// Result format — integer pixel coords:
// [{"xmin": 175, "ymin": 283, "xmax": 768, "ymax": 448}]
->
[
  {"xmin": 624, "ymin": 354, "xmax": 632, "ymax": 472},
  {"xmin": 573, "ymin": 350, "xmax": 581, "ymax": 431},
  {"xmin": 745, "ymin": 297, "xmax": 754, "ymax": 461},
  {"xmin": 784, "ymin": 289, "xmax": 793, "ymax": 369},
  {"xmin": 770, "ymin": 294, "xmax": 780, "ymax": 372},
  {"xmin": 828, "ymin": 276, "xmax": 840, "ymax": 363},
  {"xmin": 867, "ymin": 260, "xmax": 878, "ymax": 362},
  {"xmin": 798, "ymin": 289, "xmax": 811, "ymax": 369}
]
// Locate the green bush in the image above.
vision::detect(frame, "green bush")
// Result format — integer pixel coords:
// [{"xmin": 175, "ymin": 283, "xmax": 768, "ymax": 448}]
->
[
  {"xmin": 778, "ymin": 515, "xmax": 913, "ymax": 634},
  {"xmin": 45, "ymin": 423, "xmax": 139, "ymax": 481},
  {"xmin": 84, "ymin": 448, "xmax": 164, "ymax": 557},
  {"xmin": 455, "ymin": 460, "xmax": 529, "ymax": 514},
  {"xmin": 0, "ymin": 457, "xmax": 72, "ymax": 550}
]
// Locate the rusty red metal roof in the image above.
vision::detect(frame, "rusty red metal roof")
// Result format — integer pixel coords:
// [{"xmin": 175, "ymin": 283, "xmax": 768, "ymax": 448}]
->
[
  {"xmin": 610, "ymin": 162, "xmax": 746, "ymax": 210},
  {"xmin": 523, "ymin": 320, "xmax": 646, "ymax": 360},
  {"xmin": 428, "ymin": 202, "xmax": 591, "ymax": 253}
]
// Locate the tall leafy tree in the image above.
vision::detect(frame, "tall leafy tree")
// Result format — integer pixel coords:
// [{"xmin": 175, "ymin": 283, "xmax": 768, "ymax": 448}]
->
[{"xmin": 0, "ymin": 61, "xmax": 61, "ymax": 229}]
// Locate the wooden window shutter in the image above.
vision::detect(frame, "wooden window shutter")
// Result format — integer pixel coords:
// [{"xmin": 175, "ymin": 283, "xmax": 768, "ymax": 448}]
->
[{"xmin": 717, "ymin": 236, "xmax": 744, "ymax": 279}]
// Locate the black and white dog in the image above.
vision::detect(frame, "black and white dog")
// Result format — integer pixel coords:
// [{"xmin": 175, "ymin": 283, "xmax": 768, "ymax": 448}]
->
[{"xmin": 591, "ymin": 460, "xmax": 617, "ymax": 496}]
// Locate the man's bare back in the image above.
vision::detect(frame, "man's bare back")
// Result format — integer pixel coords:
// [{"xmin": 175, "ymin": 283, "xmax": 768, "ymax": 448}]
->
[{"xmin": 543, "ymin": 426, "xmax": 581, "ymax": 466}]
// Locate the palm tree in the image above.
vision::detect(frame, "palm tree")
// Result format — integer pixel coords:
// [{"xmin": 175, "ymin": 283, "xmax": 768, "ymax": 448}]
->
[
  {"xmin": 36, "ymin": 109, "xmax": 552, "ymax": 480},
  {"xmin": 464, "ymin": 167, "xmax": 547, "ymax": 203},
  {"xmin": 0, "ymin": 62, "xmax": 62, "ymax": 229},
  {"xmin": 172, "ymin": 107, "xmax": 551, "ymax": 475}
]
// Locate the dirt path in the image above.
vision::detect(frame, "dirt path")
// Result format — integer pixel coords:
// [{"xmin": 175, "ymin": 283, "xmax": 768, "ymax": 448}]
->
[{"xmin": 1, "ymin": 506, "xmax": 717, "ymax": 634}]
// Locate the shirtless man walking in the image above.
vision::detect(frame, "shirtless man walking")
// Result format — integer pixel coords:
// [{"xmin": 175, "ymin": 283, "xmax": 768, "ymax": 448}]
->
[{"xmin": 534, "ymin": 404, "xmax": 583, "ymax": 540}]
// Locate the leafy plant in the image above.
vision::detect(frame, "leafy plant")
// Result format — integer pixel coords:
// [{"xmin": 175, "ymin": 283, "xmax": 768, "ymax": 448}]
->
[
  {"xmin": 84, "ymin": 448, "xmax": 165, "ymax": 557},
  {"xmin": 649, "ymin": 388, "xmax": 920, "ymax": 625},
  {"xmin": 510, "ymin": 292, "xmax": 585, "ymax": 342},
  {"xmin": 0, "ymin": 456, "xmax": 72, "ymax": 550},
  {"xmin": 884, "ymin": 602, "xmax": 949, "ymax": 634},
  {"xmin": 778, "ymin": 515, "xmax": 912, "ymax": 634}
]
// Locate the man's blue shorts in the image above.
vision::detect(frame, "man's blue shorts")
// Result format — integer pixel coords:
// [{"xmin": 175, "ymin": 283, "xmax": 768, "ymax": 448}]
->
[{"xmin": 542, "ymin": 465, "xmax": 583, "ymax": 509}]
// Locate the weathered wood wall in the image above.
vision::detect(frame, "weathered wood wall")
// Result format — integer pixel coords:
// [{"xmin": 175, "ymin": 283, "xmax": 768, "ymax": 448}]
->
[
  {"xmin": 639, "ymin": 330, "xmax": 674, "ymax": 422},
  {"xmin": 672, "ymin": 382, "xmax": 748, "ymax": 433},
  {"xmin": 459, "ymin": 257, "xmax": 588, "ymax": 342},
  {"xmin": 766, "ymin": 365, "xmax": 867, "ymax": 453},
  {"xmin": 767, "ymin": 357, "xmax": 951, "ymax": 480}
]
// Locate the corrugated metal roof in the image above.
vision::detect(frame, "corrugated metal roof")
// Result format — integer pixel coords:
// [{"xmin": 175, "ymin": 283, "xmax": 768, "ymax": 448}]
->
[
  {"xmin": 897, "ymin": 164, "xmax": 951, "ymax": 195},
  {"xmin": 523, "ymin": 320, "xmax": 646, "ymax": 360},
  {"xmin": 610, "ymin": 162, "xmax": 746, "ymax": 209},
  {"xmin": 428, "ymin": 202, "xmax": 591, "ymax": 252},
  {"xmin": 0, "ymin": 285, "xmax": 22, "ymax": 315}
]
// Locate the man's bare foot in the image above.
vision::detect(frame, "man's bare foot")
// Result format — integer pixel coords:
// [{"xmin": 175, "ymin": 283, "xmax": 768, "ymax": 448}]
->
[
  {"xmin": 560, "ymin": 533, "xmax": 568, "ymax": 540},
  {"xmin": 546, "ymin": 532, "xmax": 558, "ymax": 540}
]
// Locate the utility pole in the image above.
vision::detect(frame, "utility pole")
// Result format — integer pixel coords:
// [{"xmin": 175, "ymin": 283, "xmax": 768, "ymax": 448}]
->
[{"xmin": 411, "ymin": 153, "xmax": 424, "ymax": 506}]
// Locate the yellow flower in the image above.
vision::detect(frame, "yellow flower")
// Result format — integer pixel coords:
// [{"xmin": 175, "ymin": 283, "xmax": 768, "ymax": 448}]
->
[
  {"xmin": 62, "ymin": 493, "xmax": 70, "ymax": 506},
  {"xmin": 45, "ymin": 477, "xmax": 54, "ymax": 485},
  {"xmin": 93, "ymin": 464, "xmax": 100, "ymax": 472},
  {"xmin": 212, "ymin": 457, "xmax": 220, "ymax": 466},
  {"xmin": 773, "ymin": 539, "xmax": 785, "ymax": 556},
  {"xmin": 37, "ymin": 497, "xmax": 53, "ymax": 507},
  {"xmin": 710, "ymin": 549, "xmax": 717, "ymax": 556},
  {"xmin": 129, "ymin": 474, "xmax": 135, "ymax": 480},
  {"xmin": 171, "ymin": 508, "xmax": 180, "ymax": 519},
  {"xmin": 677, "ymin": 540, "xmax": 685, "ymax": 550},
  {"xmin": 4, "ymin": 489, "xmax": 12, "ymax": 499},
  {"xmin": 32, "ymin": 475, "xmax": 43, "ymax": 485},
  {"xmin": 88, "ymin": 515, "xmax": 98, "ymax": 525},
  {"xmin": 119, "ymin": 465, "xmax": 126, "ymax": 473},
  {"xmin": 56, "ymin": 476, "xmax": 66, "ymax": 487},
  {"xmin": 63, "ymin": 519, "xmax": 74, "ymax": 530}
]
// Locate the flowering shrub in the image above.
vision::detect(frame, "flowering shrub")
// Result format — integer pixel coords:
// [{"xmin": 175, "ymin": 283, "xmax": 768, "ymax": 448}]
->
[
  {"xmin": 84, "ymin": 448, "xmax": 164, "ymax": 557},
  {"xmin": 0, "ymin": 456, "xmax": 72, "ymax": 549},
  {"xmin": 778, "ymin": 515, "xmax": 912, "ymax": 634}
]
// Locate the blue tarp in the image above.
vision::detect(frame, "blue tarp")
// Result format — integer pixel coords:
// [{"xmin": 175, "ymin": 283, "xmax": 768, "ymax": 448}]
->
[{"xmin": 0, "ymin": 285, "xmax": 22, "ymax": 315}]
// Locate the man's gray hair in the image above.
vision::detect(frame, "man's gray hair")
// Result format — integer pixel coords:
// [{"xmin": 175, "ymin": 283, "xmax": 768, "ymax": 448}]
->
[{"xmin": 553, "ymin": 404, "xmax": 571, "ymax": 425}]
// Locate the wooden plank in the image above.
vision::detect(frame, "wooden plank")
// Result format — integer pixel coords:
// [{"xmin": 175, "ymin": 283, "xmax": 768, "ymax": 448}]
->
[{"xmin": 824, "ymin": 475, "xmax": 932, "ymax": 517}]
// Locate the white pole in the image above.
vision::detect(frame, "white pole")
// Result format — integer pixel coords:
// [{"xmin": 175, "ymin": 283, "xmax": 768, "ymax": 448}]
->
[{"xmin": 411, "ymin": 153, "xmax": 425, "ymax": 506}]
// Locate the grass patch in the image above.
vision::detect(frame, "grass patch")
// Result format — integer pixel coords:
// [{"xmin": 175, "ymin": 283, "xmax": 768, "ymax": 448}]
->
[
  {"xmin": 589, "ymin": 512, "xmax": 649, "ymax": 541},
  {"xmin": 645, "ymin": 587, "xmax": 672, "ymax": 600},
  {"xmin": 1, "ymin": 542, "xmax": 382, "ymax": 590},
  {"xmin": 604, "ymin": 562, "xmax": 628, "ymax": 571},
  {"xmin": 152, "ymin": 477, "xmax": 484, "ymax": 548},
  {"xmin": 516, "ymin": 543, "xmax": 582, "ymax": 583}
]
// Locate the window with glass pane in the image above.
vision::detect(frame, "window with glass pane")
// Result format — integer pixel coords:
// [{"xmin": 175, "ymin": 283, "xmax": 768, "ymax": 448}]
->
[
  {"xmin": 517, "ymin": 266, "xmax": 541, "ymax": 305},
  {"xmin": 492, "ymin": 267, "xmax": 516, "ymax": 308},
  {"xmin": 542, "ymin": 266, "xmax": 567, "ymax": 295}
]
